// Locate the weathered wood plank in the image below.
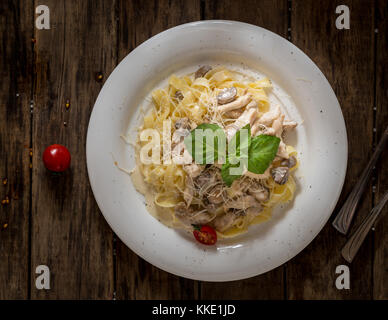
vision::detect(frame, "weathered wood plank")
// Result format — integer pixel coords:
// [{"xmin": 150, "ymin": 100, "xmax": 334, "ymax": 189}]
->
[
  {"xmin": 204, "ymin": 0, "xmax": 288, "ymax": 36},
  {"xmin": 201, "ymin": 0, "xmax": 288, "ymax": 299},
  {"xmin": 0, "ymin": 0, "xmax": 33, "ymax": 299},
  {"xmin": 31, "ymin": 0, "xmax": 117, "ymax": 299},
  {"xmin": 373, "ymin": 0, "xmax": 388, "ymax": 300},
  {"xmin": 115, "ymin": 0, "xmax": 201, "ymax": 300},
  {"xmin": 116, "ymin": 241, "xmax": 199, "ymax": 299},
  {"xmin": 287, "ymin": 0, "xmax": 375, "ymax": 299}
]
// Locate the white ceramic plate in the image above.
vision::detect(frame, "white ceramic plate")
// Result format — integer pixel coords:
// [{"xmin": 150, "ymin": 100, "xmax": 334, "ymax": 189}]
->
[{"xmin": 86, "ymin": 21, "xmax": 347, "ymax": 281}]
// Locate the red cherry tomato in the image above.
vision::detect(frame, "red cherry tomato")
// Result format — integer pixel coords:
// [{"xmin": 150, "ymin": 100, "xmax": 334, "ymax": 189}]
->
[
  {"xmin": 193, "ymin": 225, "xmax": 217, "ymax": 245},
  {"xmin": 43, "ymin": 144, "xmax": 71, "ymax": 172}
]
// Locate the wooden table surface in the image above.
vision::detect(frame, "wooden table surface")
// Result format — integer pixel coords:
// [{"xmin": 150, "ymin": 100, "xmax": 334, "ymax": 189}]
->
[{"xmin": 0, "ymin": 0, "xmax": 387, "ymax": 300}]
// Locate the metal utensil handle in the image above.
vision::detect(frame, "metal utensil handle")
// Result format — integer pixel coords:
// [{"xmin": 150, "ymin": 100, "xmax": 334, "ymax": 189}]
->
[
  {"xmin": 341, "ymin": 191, "xmax": 388, "ymax": 263},
  {"xmin": 332, "ymin": 126, "xmax": 388, "ymax": 234}
]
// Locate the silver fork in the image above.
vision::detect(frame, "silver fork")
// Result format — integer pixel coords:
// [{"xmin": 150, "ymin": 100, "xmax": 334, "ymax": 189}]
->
[
  {"xmin": 332, "ymin": 126, "xmax": 388, "ymax": 234},
  {"xmin": 341, "ymin": 190, "xmax": 388, "ymax": 263}
]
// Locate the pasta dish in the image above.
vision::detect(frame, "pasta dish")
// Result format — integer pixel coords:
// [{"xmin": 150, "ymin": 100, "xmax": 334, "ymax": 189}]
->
[{"xmin": 130, "ymin": 65, "xmax": 298, "ymax": 245}]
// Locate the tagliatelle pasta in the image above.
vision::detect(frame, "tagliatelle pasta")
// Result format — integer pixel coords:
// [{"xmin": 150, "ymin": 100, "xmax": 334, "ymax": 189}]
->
[{"xmin": 130, "ymin": 66, "xmax": 298, "ymax": 240}]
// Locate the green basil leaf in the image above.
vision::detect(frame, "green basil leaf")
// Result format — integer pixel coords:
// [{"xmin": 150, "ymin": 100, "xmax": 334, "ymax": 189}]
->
[
  {"xmin": 221, "ymin": 160, "xmax": 242, "ymax": 187},
  {"xmin": 247, "ymin": 134, "xmax": 280, "ymax": 174},
  {"xmin": 184, "ymin": 123, "xmax": 226, "ymax": 164},
  {"xmin": 221, "ymin": 124, "xmax": 251, "ymax": 186},
  {"xmin": 228, "ymin": 124, "xmax": 251, "ymax": 164}
]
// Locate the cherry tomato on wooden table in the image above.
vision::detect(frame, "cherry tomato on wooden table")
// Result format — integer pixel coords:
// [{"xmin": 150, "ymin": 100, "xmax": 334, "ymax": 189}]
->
[
  {"xmin": 193, "ymin": 225, "xmax": 217, "ymax": 245},
  {"xmin": 43, "ymin": 144, "xmax": 71, "ymax": 172}
]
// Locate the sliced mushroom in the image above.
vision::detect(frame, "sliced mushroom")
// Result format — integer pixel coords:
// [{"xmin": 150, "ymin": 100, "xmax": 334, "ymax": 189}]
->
[
  {"xmin": 271, "ymin": 167, "xmax": 289, "ymax": 185},
  {"xmin": 174, "ymin": 90, "xmax": 184, "ymax": 101},
  {"xmin": 217, "ymin": 87, "xmax": 237, "ymax": 105},
  {"xmin": 194, "ymin": 65, "xmax": 212, "ymax": 79},
  {"xmin": 281, "ymin": 155, "xmax": 297, "ymax": 168}
]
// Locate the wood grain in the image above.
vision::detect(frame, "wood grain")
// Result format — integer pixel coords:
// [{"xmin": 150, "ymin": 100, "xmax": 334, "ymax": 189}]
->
[
  {"xmin": 115, "ymin": 0, "xmax": 201, "ymax": 300},
  {"xmin": 201, "ymin": 0, "xmax": 288, "ymax": 300},
  {"xmin": 31, "ymin": 0, "xmax": 116, "ymax": 299},
  {"xmin": 287, "ymin": 0, "xmax": 375, "ymax": 299},
  {"xmin": 373, "ymin": 0, "xmax": 388, "ymax": 300},
  {"xmin": 0, "ymin": 0, "xmax": 33, "ymax": 299},
  {"xmin": 0, "ymin": 0, "xmax": 386, "ymax": 300},
  {"xmin": 203, "ymin": 0, "xmax": 288, "ymax": 36}
]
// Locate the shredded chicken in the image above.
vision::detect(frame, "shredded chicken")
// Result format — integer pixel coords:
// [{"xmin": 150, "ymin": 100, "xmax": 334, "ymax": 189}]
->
[
  {"xmin": 207, "ymin": 185, "xmax": 225, "ymax": 204},
  {"xmin": 277, "ymin": 141, "xmax": 289, "ymax": 159},
  {"xmin": 246, "ymin": 100, "xmax": 258, "ymax": 109},
  {"xmin": 225, "ymin": 108, "xmax": 244, "ymax": 119},
  {"xmin": 183, "ymin": 177, "xmax": 194, "ymax": 206},
  {"xmin": 172, "ymin": 141, "xmax": 192, "ymax": 164},
  {"xmin": 224, "ymin": 195, "xmax": 260, "ymax": 211},
  {"xmin": 183, "ymin": 163, "xmax": 204, "ymax": 178},
  {"xmin": 213, "ymin": 211, "xmax": 237, "ymax": 232},
  {"xmin": 217, "ymin": 94, "xmax": 252, "ymax": 114},
  {"xmin": 243, "ymin": 167, "xmax": 271, "ymax": 180},
  {"xmin": 272, "ymin": 113, "xmax": 285, "ymax": 137},
  {"xmin": 283, "ymin": 120, "xmax": 297, "ymax": 131},
  {"xmin": 175, "ymin": 202, "xmax": 214, "ymax": 225},
  {"xmin": 257, "ymin": 105, "xmax": 281, "ymax": 126},
  {"xmin": 225, "ymin": 108, "xmax": 258, "ymax": 140},
  {"xmin": 248, "ymin": 183, "xmax": 269, "ymax": 202}
]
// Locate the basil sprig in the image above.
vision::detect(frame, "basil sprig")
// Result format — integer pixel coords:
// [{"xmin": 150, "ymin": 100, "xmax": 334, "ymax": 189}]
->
[
  {"xmin": 220, "ymin": 124, "xmax": 251, "ymax": 187},
  {"xmin": 184, "ymin": 123, "xmax": 280, "ymax": 186},
  {"xmin": 184, "ymin": 123, "xmax": 226, "ymax": 164}
]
